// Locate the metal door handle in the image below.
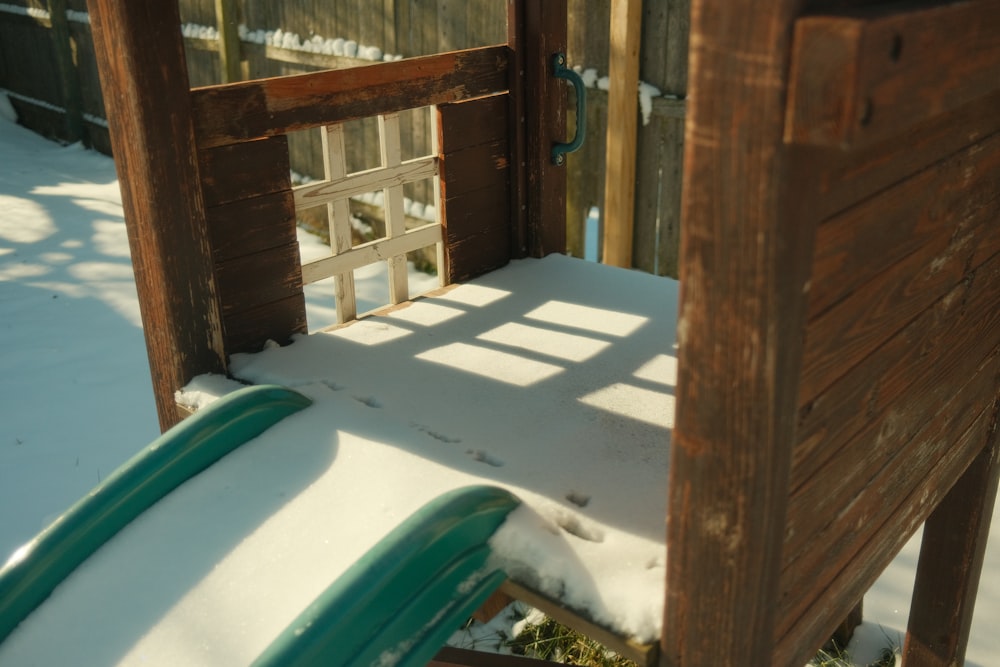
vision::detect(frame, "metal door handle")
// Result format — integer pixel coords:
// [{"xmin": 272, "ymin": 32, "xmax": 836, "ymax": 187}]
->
[{"xmin": 551, "ymin": 53, "xmax": 586, "ymax": 165}]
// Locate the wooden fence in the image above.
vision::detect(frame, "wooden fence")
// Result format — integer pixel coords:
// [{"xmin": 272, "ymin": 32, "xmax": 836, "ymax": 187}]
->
[{"xmin": 0, "ymin": 0, "xmax": 688, "ymax": 277}]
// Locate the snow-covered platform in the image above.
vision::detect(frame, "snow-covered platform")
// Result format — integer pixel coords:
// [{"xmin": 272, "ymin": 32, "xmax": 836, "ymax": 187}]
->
[{"xmin": 0, "ymin": 254, "xmax": 678, "ymax": 665}]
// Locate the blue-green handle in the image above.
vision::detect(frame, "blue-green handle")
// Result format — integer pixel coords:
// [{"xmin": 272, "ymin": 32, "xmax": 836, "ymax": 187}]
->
[{"xmin": 551, "ymin": 52, "xmax": 586, "ymax": 165}]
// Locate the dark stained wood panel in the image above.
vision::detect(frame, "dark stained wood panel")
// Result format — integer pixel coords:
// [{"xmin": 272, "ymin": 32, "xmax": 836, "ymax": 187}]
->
[
  {"xmin": 198, "ymin": 136, "xmax": 292, "ymax": 206},
  {"xmin": 795, "ymin": 255, "xmax": 1000, "ymax": 485},
  {"xmin": 436, "ymin": 93, "xmax": 509, "ymax": 154},
  {"xmin": 191, "ymin": 46, "xmax": 510, "ymax": 148},
  {"xmin": 222, "ymin": 293, "xmax": 309, "ymax": 355},
  {"xmin": 785, "ymin": 0, "xmax": 1000, "ymax": 149},
  {"xmin": 800, "ymin": 168, "xmax": 1000, "ymax": 402},
  {"xmin": 442, "ymin": 182, "xmax": 511, "ymax": 283},
  {"xmin": 788, "ymin": 322, "xmax": 1000, "ymax": 577},
  {"xmin": 776, "ymin": 362, "xmax": 999, "ymax": 664},
  {"xmin": 809, "ymin": 130, "xmax": 1000, "ymax": 320},
  {"xmin": 806, "ymin": 90, "xmax": 1000, "ymax": 222},
  {"xmin": 214, "ymin": 242, "xmax": 304, "ymax": 319},
  {"xmin": 205, "ymin": 190, "xmax": 298, "ymax": 264},
  {"xmin": 438, "ymin": 139, "xmax": 509, "ymax": 197}
]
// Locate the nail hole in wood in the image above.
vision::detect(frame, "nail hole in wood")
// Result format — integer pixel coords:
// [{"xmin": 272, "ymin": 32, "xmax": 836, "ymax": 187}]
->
[
  {"xmin": 859, "ymin": 98, "xmax": 874, "ymax": 126},
  {"xmin": 890, "ymin": 34, "xmax": 903, "ymax": 62}
]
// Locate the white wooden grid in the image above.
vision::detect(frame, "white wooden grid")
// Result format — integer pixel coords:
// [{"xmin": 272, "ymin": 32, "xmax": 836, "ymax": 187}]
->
[{"xmin": 293, "ymin": 109, "xmax": 444, "ymax": 323}]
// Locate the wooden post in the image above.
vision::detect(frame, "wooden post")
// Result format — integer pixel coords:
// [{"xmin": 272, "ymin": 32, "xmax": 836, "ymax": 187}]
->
[
  {"xmin": 508, "ymin": 0, "xmax": 568, "ymax": 258},
  {"xmin": 214, "ymin": 0, "xmax": 242, "ymax": 83},
  {"xmin": 903, "ymin": 404, "xmax": 1000, "ymax": 667},
  {"xmin": 663, "ymin": 1, "xmax": 813, "ymax": 665},
  {"xmin": 87, "ymin": 0, "xmax": 226, "ymax": 431},
  {"xmin": 601, "ymin": 0, "xmax": 642, "ymax": 268},
  {"xmin": 48, "ymin": 0, "xmax": 83, "ymax": 143}
]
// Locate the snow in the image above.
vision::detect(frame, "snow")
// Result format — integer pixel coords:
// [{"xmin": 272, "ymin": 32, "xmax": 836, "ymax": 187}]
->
[{"xmin": 1, "ymin": 95, "xmax": 999, "ymax": 666}]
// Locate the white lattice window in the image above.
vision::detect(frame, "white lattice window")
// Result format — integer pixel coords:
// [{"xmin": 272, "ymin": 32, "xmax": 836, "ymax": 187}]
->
[{"xmin": 293, "ymin": 109, "xmax": 444, "ymax": 324}]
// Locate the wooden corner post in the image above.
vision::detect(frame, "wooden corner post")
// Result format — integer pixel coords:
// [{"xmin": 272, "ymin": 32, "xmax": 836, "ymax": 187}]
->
[
  {"xmin": 87, "ymin": 1, "xmax": 226, "ymax": 431},
  {"xmin": 664, "ymin": 1, "xmax": 811, "ymax": 665},
  {"xmin": 507, "ymin": 0, "xmax": 568, "ymax": 258}
]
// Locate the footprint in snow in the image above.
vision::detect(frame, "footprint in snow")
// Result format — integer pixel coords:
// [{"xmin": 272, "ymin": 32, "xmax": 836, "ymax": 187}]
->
[
  {"xmin": 467, "ymin": 449, "xmax": 504, "ymax": 467},
  {"xmin": 354, "ymin": 395, "xmax": 382, "ymax": 408}
]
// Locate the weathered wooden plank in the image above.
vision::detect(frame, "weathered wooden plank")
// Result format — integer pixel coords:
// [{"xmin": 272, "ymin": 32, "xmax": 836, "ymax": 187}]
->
[
  {"xmin": 776, "ymin": 358, "xmax": 999, "ymax": 665},
  {"xmin": 87, "ymin": 0, "xmax": 225, "ymax": 431},
  {"xmin": 664, "ymin": 1, "xmax": 814, "ymax": 665},
  {"xmin": 788, "ymin": 343, "xmax": 1000, "ymax": 576},
  {"xmin": 785, "ymin": 0, "xmax": 1000, "ymax": 149},
  {"xmin": 904, "ymin": 404, "xmax": 1000, "ymax": 666},
  {"xmin": 801, "ymin": 149, "xmax": 1000, "ymax": 402},
  {"xmin": 205, "ymin": 190, "xmax": 297, "ymax": 263},
  {"xmin": 199, "ymin": 136, "xmax": 291, "ymax": 207},
  {"xmin": 808, "ymin": 130, "xmax": 1000, "ymax": 320},
  {"xmin": 436, "ymin": 93, "xmax": 509, "ymax": 154},
  {"xmin": 214, "ymin": 242, "xmax": 304, "ymax": 318},
  {"xmin": 222, "ymin": 293, "xmax": 308, "ymax": 355},
  {"xmin": 191, "ymin": 45, "xmax": 510, "ymax": 148},
  {"xmin": 795, "ymin": 254, "xmax": 1000, "ymax": 485},
  {"xmin": 442, "ymin": 181, "xmax": 510, "ymax": 283},
  {"xmin": 438, "ymin": 139, "xmax": 508, "ymax": 198},
  {"xmin": 805, "ymin": 89, "xmax": 1000, "ymax": 226}
]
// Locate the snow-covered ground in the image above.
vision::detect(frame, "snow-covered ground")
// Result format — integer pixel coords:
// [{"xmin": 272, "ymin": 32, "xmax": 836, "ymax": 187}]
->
[{"xmin": 1, "ymin": 98, "xmax": 998, "ymax": 665}]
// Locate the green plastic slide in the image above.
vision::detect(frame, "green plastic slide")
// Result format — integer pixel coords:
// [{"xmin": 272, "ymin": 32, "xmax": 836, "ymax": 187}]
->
[
  {"xmin": 253, "ymin": 485, "xmax": 520, "ymax": 667},
  {"xmin": 0, "ymin": 384, "xmax": 312, "ymax": 644}
]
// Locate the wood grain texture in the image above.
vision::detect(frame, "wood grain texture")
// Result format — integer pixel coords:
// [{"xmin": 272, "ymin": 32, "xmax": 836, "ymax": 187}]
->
[
  {"xmin": 808, "ymin": 130, "xmax": 1000, "ymax": 320},
  {"xmin": 87, "ymin": 0, "xmax": 225, "ymax": 431},
  {"xmin": 438, "ymin": 95, "xmax": 512, "ymax": 282},
  {"xmin": 519, "ymin": 0, "xmax": 567, "ymax": 258},
  {"xmin": 191, "ymin": 46, "xmax": 510, "ymax": 148},
  {"xmin": 785, "ymin": 0, "xmax": 1000, "ymax": 149},
  {"xmin": 806, "ymin": 89, "xmax": 1000, "ymax": 223},
  {"xmin": 199, "ymin": 136, "xmax": 291, "ymax": 207},
  {"xmin": 664, "ymin": 1, "xmax": 813, "ymax": 665},
  {"xmin": 801, "ymin": 161, "xmax": 1000, "ymax": 402},
  {"xmin": 777, "ymin": 387, "xmax": 998, "ymax": 666},
  {"xmin": 795, "ymin": 254, "xmax": 1000, "ymax": 485},
  {"xmin": 204, "ymin": 190, "xmax": 298, "ymax": 263},
  {"xmin": 220, "ymin": 293, "xmax": 308, "ymax": 355}
]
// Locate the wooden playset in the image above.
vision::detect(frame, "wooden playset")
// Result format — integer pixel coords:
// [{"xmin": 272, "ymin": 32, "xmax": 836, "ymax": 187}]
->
[{"xmin": 2, "ymin": 0, "xmax": 999, "ymax": 666}]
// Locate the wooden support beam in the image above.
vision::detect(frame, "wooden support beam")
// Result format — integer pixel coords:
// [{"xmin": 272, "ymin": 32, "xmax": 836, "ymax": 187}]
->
[
  {"xmin": 904, "ymin": 400, "xmax": 1000, "ymax": 667},
  {"xmin": 87, "ymin": 0, "xmax": 226, "ymax": 430},
  {"xmin": 508, "ymin": 0, "xmax": 568, "ymax": 258},
  {"xmin": 601, "ymin": 0, "xmax": 642, "ymax": 268},
  {"xmin": 664, "ymin": 0, "xmax": 814, "ymax": 665}
]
